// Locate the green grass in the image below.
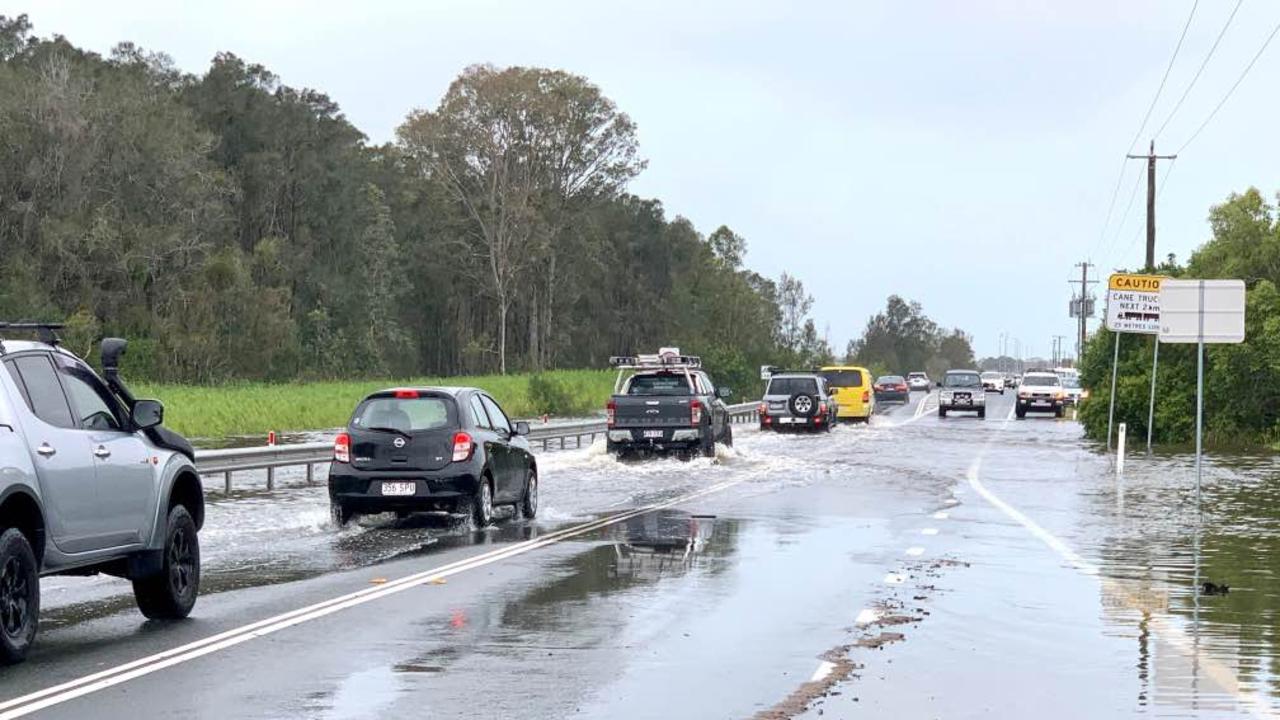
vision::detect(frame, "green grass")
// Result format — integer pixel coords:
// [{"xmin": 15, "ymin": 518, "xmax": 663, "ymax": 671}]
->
[{"xmin": 134, "ymin": 370, "xmax": 616, "ymax": 440}]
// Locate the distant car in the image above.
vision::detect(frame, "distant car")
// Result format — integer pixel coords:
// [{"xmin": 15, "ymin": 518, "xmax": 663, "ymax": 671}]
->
[
  {"xmin": 1005, "ymin": 373, "xmax": 1020, "ymax": 389},
  {"xmin": 1016, "ymin": 372, "xmax": 1066, "ymax": 418},
  {"xmin": 907, "ymin": 371, "xmax": 931, "ymax": 392},
  {"xmin": 328, "ymin": 387, "xmax": 537, "ymax": 527},
  {"xmin": 1060, "ymin": 376, "xmax": 1085, "ymax": 405},
  {"xmin": 938, "ymin": 370, "xmax": 986, "ymax": 418},
  {"xmin": 819, "ymin": 366, "xmax": 874, "ymax": 423},
  {"xmin": 873, "ymin": 375, "xmax": 910, "ymax": 403},
  {"xmin": 759, "ymin": 372, "xmax": 838, "ymax": 432},
  {"xmin": 980, "ymin": 371, "xmax": 1005, "ymax": 394}
]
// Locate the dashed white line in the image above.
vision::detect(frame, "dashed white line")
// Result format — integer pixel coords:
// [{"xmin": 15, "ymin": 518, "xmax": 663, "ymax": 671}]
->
[{"xmin": 932, "ymin": 511, "xmax": 949, "ymax": 520}]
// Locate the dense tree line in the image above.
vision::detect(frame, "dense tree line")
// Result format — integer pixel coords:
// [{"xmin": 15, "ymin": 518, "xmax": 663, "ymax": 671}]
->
[
  {"xmin": 845, "ymin": 295, "xmax": 975, "ymax": 378},
  {"xmin": 0, "ymin": 16, "xmax": 830, "ymax": 388},
  {"xmin": 1080, "ymin": 187, "xmax": 1280, "ymax": 447}
]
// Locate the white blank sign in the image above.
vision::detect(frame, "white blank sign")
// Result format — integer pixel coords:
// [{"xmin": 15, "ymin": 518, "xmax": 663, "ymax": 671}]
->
[{"xmin": 1158, "ymin": 279, "xmax": 1246, "ymax": 344}]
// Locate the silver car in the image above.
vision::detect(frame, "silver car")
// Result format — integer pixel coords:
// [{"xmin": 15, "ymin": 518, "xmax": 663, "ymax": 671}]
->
[
  {"xmin": 0, "ymin": 328, "xmax": 203, "ymax": 663},
  {"xmin": 758, "ymin": 373, "xmax": 838, "ymax": 432},
  {"xmin": 938, "ymin": 369, "xmax": 987, "ymax": 419}
]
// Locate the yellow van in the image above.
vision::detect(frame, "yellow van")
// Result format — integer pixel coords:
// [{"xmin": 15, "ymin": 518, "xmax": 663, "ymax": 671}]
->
[{"xmin": 819, "ymin": 366, "xmax": 875, "ymax": 422}]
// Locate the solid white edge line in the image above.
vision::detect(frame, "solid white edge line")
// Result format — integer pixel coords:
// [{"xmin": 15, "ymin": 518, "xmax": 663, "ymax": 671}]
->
[
  {"xmin": 0, "ymin": 477, "xmax": 745, "ymax": 718},
  {"xmin": 854, "ymin": 608, "xmax": 880, "ymax": 626},
  {"xmin": 967, "ymin": 403, "xmax": 1278, "ymax": 719}
]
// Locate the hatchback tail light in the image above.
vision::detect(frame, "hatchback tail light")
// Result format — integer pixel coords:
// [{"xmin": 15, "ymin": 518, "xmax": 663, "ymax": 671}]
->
[
  {"xmin": 606, "ymin": 399, "xmax": 616, "ymax": 428},
  {"xmin": 452, "ymin": 432, "xmax": 474, "ymax": 462},
  {"xmin": 690, "ymin": 401, "xmax": 703, "ymax": 426},
  {"xmin": 333, "ymin": 432, "xmax": 351, "ymax": 463},
  {"xmin": 862, "ymin": 391, "xmax": 870, "ymax": 403}
]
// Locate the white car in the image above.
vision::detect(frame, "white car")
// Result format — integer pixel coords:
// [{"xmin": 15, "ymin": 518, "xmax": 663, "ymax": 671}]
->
[
  {"xmin": 980, "ymin": 371, "xmax": 1005, "ymax": 394},
  {"xmin": 907, "ymin": 372, "xmax": 931, "ymax": 392},
  {"xmin": 1061, "ymin": 376, "xmax": 1085, "ymax": 405}
]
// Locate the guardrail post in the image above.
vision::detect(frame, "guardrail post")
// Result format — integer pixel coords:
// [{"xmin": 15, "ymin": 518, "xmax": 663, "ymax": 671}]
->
[
  {"xmin": 224, "ymin": 471, "xmax": 232, "ymax": 493},
  {"xmin": 306, "ymin": 463, "xmax": 315, "ymax": 485},
  {"xmin": 267, "ymin": 466, "xmax": 275, "ymax": 490}
]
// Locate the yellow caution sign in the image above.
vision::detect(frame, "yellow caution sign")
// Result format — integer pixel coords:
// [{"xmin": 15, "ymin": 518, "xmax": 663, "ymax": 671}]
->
[
  {"xmin": 1108, "ymin": 274, "xmax": 1164, "ymax": 292},
  {"xmin": 1105, "ymin": 274, "xmax": 1166, "ymax": 334}
]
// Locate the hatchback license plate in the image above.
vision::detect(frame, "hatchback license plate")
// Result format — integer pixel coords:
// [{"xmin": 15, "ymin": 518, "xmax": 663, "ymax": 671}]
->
[
  {"xmin": 381, "ymin": 482, "xmax": 415, "ymax": 496},
  {"xmin": 643, "ymin": 429, "xmax": 664, "ymax": 439}
]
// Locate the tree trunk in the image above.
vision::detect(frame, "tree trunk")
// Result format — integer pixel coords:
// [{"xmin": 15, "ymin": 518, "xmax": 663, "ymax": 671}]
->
[
  {"xmin": 528, "ymin": 291, "xmax": 540, "ymax": 371},
  {"xmin": 498, "ymin": 295, "xmax": 508, "ymax": 375}
]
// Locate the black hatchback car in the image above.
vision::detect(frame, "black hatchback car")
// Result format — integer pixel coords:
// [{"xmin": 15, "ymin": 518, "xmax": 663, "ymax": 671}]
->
[{"xmin": 328, "ymin": 387, "xmax": 537, "ymax": 527}]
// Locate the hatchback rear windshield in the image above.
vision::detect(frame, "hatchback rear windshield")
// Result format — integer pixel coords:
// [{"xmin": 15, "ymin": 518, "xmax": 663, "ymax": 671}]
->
[
  {"xmin": 877, "ymin": 376, "xmax": 905, "ymax": 385},
  {"xmin": 768, "ymin": 377, "xmax": 820, "ymax": 395},
  {"xmin": 1022, "ymin": 375, "xmax": 1061, "ymax": 387},
  {"xmin": 820, "ymin": 370, "xmax": 864, "ymax": 388},
  {"xmin": 352, "ymin": 395, "xmax": 457, "ymax": 432},
  {"xmin": 943, "ymin": 373, "xmax": 981, "ymax": 388},
  {"xmin": 626, "ymin": 373, "xmax": 691, "ymax": 396}
]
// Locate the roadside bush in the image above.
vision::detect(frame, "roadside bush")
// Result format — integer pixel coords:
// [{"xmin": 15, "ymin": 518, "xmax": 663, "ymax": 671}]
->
[{"xmin": 527, "ymin": 373, "xmax": 578, "ymax": 416}]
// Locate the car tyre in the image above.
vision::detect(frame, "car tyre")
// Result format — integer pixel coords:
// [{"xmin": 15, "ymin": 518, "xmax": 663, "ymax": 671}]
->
[
  {"xmin": 0, "ymin": 528, "xmax": 39, "ymax": 665},
  {"xmin": 700, "ymin": 427, "xmax": 716, "ymax": 458},
  {"xmin": 520, "ymin": 468, "xmax": 538, "ymax": 520},
  {"xmin": 1055, "ymin": 406, "xmax": 1065, "ymax": 419},
  {"xmin": 472, "ymin": 478, "xmax": 494, "ymax": 527},
  {"xmin": 721, "ymin": 422, "xmax": 734, "ymax": 446},
  {"xmin": 978, "ymin": 407, "xmax": 986, "ymax": 419},
  {"xmin": 133, "ymin": 505, "xmax": 200, "ymax": 620},
  {"xmin": 1016, "ymin": 407, "xmax": 1027, "ymax": 419},
  {"xmin": 938, "ymin": 407, "xmax": 947, "ymax": 418},
  {"xmin": 331, "ymin": 501, "xmax": 355, "ymax": 527}
]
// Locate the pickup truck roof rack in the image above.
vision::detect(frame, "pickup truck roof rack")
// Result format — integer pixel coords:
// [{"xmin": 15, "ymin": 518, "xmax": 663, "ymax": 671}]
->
[
  {"xmin": 762, "ymin": 366, "xmax": 823, "ymax": 378},
  {"xmin": 0, "ymin": 322, "xmax": 64, "ymax": 355},
  {"xmin": 609, "ymin": 353, "xmax": 702, "ymax": 370}
]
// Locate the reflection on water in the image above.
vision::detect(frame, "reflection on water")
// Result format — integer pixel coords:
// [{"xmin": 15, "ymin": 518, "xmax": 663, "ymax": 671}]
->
[{"xmin": 1086, "ymin": 449, "xmax": 1280, "ymax": 712}]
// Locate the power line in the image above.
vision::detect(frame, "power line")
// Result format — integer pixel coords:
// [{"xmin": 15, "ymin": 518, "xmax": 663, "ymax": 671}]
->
[
  {"xmin": 1096, "ymin": 0, "xmax": 1200, "ymax": 250},
  {"xmin": 1176, "ymin": 15, "xmax": 1280, "ymax": 154},
  {"xmin": 1153, "ymin": 0, "xmax": 1245, "ymax": 140}
]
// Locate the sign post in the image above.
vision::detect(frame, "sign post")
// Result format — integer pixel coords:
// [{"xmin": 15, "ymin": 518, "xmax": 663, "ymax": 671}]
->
[
  {"xmin": 1104, "ymin": 273, "xmax": 1164, "ymax": 452},
  {"xmin": 1158, "ymin": 279, "xmax": 1246, "ymax": 501}
]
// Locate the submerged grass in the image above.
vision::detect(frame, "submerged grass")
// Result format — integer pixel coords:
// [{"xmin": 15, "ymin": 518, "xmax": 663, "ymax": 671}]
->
[{"xmin": 134, "ymin": 370, "xmax": 615, "ymax": 440}]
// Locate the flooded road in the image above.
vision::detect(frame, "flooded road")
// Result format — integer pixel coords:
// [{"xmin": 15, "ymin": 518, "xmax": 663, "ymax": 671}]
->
[{"xmin": 4, "ymin": 392, "xmax": 1280, "ymax": 718}]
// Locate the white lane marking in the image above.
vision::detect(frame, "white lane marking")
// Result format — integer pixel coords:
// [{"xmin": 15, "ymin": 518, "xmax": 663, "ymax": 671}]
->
[
  {"xmin": 896, "ymin": 393, "xmax": 936, "ymax": 426},
  {"xmin": 905, "ymin": 546, "xmax": 925, "ymax": 557},
  {"xmin": 932, "ymin": 511, "xmax": 949, "ymax": 520},
  {"xmin": 0, "ymin": 477, "xmax": 746, "ymax": 719},
  {"xmin": 944, "ymin": 498, "xmax": 959, "ymax": 506},
  {"xmin": 854, "ymin": 608, "xmax": 880, "ymax": 626},
  {"xmin": 809, "ymin": 660, "xmax": 837, "ymax": 683},
  {"xmin": 921, "ymin": 528, "xmax": 939, "ymax": 536},
  {"xmin": 883, "ymin": 573, "xmax": 906, "ymax": 585},
  {"xmin": 967, "ymin": 406, "xmax": 1276, "ymax": 718}
]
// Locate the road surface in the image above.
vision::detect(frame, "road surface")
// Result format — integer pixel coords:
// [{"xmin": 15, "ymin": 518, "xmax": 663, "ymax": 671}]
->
[{"xmin": 2, "ymin": 391, "xmax": 1277, "ymax": 719}]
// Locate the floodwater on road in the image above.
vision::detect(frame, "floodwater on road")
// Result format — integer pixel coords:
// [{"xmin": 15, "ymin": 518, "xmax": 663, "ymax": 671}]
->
[{"xmin": 15, "ymin": 391, "xmax": 1280, "ymax": 719}]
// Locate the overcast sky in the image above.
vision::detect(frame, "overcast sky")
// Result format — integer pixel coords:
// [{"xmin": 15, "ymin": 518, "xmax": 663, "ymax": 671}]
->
[{"xmin": 9, "ymin": 0, "xmax": 1280, "ymax": 361}]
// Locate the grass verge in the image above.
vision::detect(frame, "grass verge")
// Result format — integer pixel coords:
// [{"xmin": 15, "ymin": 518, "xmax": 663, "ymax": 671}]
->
[{"xmin": 135, "ymin": 370, "xmax": 615, "ymax": 440}]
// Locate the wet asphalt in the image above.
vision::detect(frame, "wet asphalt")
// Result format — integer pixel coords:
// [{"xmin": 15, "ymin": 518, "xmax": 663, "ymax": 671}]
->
[{"xmin": 3, "ymin": 392, "xmax": 1278, "ymax": 719}]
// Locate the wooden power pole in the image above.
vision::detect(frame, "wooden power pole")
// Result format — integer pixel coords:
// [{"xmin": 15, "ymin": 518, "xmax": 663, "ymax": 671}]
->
[{"xmin": 1126, "ymin": 141, "xmax": 1177, "ymax": 271}]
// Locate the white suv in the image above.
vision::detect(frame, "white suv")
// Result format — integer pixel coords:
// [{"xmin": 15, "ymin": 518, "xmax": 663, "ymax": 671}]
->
[
  {"xmin": 980, "ymin": 371, "xmax": 1005, "ymax": 394},
  {"xmin": 938, "ymin": 370, "xmax": 986, "ymax": 418}
]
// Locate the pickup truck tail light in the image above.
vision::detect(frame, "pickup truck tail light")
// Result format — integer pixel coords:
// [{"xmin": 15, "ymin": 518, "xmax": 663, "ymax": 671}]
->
[
  {"xmin": 452, "ymin": 432, "xmax": 474, "ymax": 462},
  {"xmin": 606, "ymin": 399, "xmax": 616, "ymax": 428},
  {"xmin": 758, "ymin": 402, "xmax": 768, "ymax": 416},
  {"xmin": 334, "ymin": 433, "xmax": 351, "ymax": 463},
  {"xmin": 690, "ymin": 401, "xmax": 703, "ymax": 426}
]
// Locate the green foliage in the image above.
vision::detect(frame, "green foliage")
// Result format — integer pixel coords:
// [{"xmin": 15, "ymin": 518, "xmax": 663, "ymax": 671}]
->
[
  {"xmin": 850, "ymin": 296, "xmax": 975, "ymax": 375},
  {"xmin": 1079, "ymin": 188, "xmax": 1280, "ymax": 447},
  {"xmin": 0, "ymin": 18, "xmax": 830, "ymax": 400},
  {"xmin": 527, "ymin": 374, "xmax": 578, "ymax": 416}
]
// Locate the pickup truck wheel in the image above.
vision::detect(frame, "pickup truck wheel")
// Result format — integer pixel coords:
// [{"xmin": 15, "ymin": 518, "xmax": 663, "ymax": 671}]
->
[
  {"xmin": 938, "ymin": 407, "xmax": 947, "ymax": 418},
  {"xmin": 1055, "ymin": 406, "xmax": 1066, "ymax": 419},
  {"xmin": 978, "ymin": 407, "xmax": 986, "ymax": 419},
  {"xmin": 721, "ymin": 423, "xmax": 734, "ymax": 447},
  {"xmin": 133, "ymin": 505, "xmax": 199, "ymax": 620},
  {"xmin": 1016, "ymin": 406, "xmax": 1027, "ymax": 419},
  {"xmin": 0, "ymin": 528, "xmax": 39, "ymax": 664},
  {"xmin": 520, "ymin": 469, "xmax": 538, "ymax": 519},
  {"xmin": 700, "ymin": 428, "xmax": 716, "ymax": 458}
]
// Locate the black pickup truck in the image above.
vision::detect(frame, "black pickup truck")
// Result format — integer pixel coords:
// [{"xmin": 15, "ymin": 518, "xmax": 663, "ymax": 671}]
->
[{"xmin": 605, "ymin": 351, "xmax": 733, "ymax": 458}]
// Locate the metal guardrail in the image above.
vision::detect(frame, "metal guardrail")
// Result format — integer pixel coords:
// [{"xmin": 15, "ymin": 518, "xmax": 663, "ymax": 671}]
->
[{"xmin": 195, "ymin": 402, "xmax": 761, "ymax": 493}]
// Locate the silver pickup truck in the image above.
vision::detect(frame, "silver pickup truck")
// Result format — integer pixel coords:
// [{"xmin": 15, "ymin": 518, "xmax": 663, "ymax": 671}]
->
[{"xmin": 0, "ymin": 325, "xmax": 203, "ymax": 663}]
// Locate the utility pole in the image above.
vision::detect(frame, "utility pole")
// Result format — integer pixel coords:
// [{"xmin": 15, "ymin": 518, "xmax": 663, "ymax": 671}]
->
[
  {"xmin": 1069, "ymin": 261, "xmax": 1098, "ymax": 362},
  {"xmin": 1052, "ymin": 335, "xmax": 1067, "ymax": 367},
  {"xmin": 1126, "ymin": 141, "xmax": 1177, "ymax": 271}
]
